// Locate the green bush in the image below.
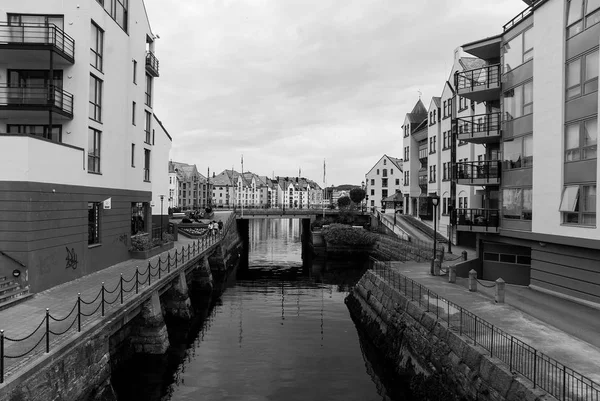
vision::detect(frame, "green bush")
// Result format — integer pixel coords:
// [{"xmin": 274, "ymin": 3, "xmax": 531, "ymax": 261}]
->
[
  {"xmin": 129, "ymin": 232, "xmax": 174, "ymax": 252},
  {"xmin": 322, "ymin": 223, "xmax": 377, "ymax": 246}
]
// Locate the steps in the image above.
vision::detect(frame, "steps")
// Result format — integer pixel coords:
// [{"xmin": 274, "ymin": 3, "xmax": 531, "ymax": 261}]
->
[
  {"xmin": 0, "ymin": 276, "xmax": 33, "ymax": 311},
  {"xmin": 398, "ymin": 215, "xmax": 448, "ymax": 243}
]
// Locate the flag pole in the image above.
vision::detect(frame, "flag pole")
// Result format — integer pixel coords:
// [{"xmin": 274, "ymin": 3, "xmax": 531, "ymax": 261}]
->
[
  {"xmin": 241, "ymin": 155, "xmax": 244, "ymax": 218},
  {"xmin": 322, "ymin": 159, "xmax": 326, "ymax": 220}
]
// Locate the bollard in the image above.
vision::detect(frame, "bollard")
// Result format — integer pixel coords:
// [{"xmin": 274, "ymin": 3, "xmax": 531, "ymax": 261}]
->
[
  {"xmin": 468, "ymin": 269, "xmax": 477, "ymax": 292},
  {"xmin": 495, "ymin": 278, "xmax": 505, "ymax": 304},
  {"xmin": 449, "ymin": 265, "xmax": 456, "ymax": 283},
  {"xmin": 462, "ymin": 250, "xmax": 468, "ymax": 261},
  {"xmin": 433, "ymin": 258, "xmax": 440, "ymax": 276}
]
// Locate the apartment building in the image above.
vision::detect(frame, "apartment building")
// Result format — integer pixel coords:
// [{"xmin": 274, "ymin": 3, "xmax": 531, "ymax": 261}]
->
[
  {"xmin": 0, "ymin": 0, "xmax": 169, "ymax": 293},
  {"xmin": 168, "ymin": 161, "xmax": 211, "ymax": 211},
  {"xmin": 211, "ymin": 169, "xmax": 237, "ymax": 208},
  {"xmin": 452, "ymin": 0, "xmax": 599, "ymax": 306},
  {"xmin": 364, "ymin": 155, "xmax": 403, "ymax": 212}
]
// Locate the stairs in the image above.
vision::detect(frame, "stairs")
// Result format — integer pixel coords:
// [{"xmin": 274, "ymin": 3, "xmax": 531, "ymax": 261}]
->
[
  {"xmin": 0, "ymin": 276, "xmax": 33, "ymax": 311},
  {"xmin": 399, "ymin": 215, "xmax": 448, "ymax": 243}
]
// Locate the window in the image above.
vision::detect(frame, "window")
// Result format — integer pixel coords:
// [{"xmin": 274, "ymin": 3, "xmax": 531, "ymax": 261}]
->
[
  {"xmin": 382, "ymin": 178, "xmax": 388, "ymax": 188},
  {"xmin": 429, "ymin": 165, "xmax": 436, "ymax": 183},
  {"xmin": 133, "ymin": 59, "xmax": 137, "ymax": 84},
  {"xmin": 88, "ymin": 128, "xmax": 101, "ymax": 173},
  {"xmin": 566, "ymin": 49, "xmax": 599, "ymax": 100},
  {"xmin": 504, "ymin": 81, "xmax": 533, "ymax": 120},
  {"xmin": 144, "ymin": 149, "xmax": 151, "ymax": 181},
  {"xmin": 7, "ymin": 125, "xmax": 62, "ymax": 143},
  {"xmin": 442, "ymin": 132, "xmax": 448, "ymax": 149},
  {"xmin": 404, "ymin": 146, "xmax": 410, "ymax": 161},
  {"xmin": 144, "ymin": 111, "xmax": 152, "ymax": 144},
  {"xmin": 370, "ymin": 179, "xmax": 375, "ymax": 186},
  {"xmin": 376, "ymin": 169, "xmax": 379, "ymax": 175},
  {"xmin": 383, "ymin": 159, "xmax": 387, "ymax": 165},
  {"xmin": 443, "ymin": 101, "xmax": 447, "ymax": 118},
  {"xmin": 89, "ymin": 75, "xmax": 103, "ymax": 122},
  {"xmin": 443, "ymin": 198, "xmax": 447, "ymax": 215},
  {"xmin": 152, "ymin": 129, "xmax": 155, "ymax": 145},
  {"xmin": 404, "ymin": 171, "xmax": 409, "ymax": 186},
  {"xmin": 560, "ymin": 184, "xmax": 596, "ymax": 225},
  {"xmin": 382, "ymin": 189, "xmax": 388, "ymax": 198},
  {"xmin": 131, "ymin": 203, "xmax": 147, "ymax": 235},
  {"xmin": 96, "ymin": 0, "xmax": 128, "ymax": 31},
  {"xmin": 567, "ymin": 0, "xmax": 600, "ymax": 38},
  {"xmin": 403, "ymin": 125, "xmax": 409, "ymax": 138},
  {"xmin": 90, "ymin": 22, "xmax": 104, "ymax": 72},
  {"xmin": 503, "ymin": 28, "xmax": 533, "ymax": 73},
  {"xmin": 382, "ymin": 169, "xmax": 387, "ymax": 177},
  {"xmin": 503, "ymin": 188, "xmax": 532, "ymax": 220},
  {"xmin": 131, "ymin": 143, "xmax": 135, "ymax": 167},
  {"xmin": 503, "ymin": 134, "xmax": 533, "ymax": 169},
  {"xmin": 145, "ymin": 74, "xmax": 152, "ymax": 107},
  {"xmin": 395, "ymin": 179, "xmax": 400, "ymax": 185},
  {"xmin": 132, "ymin": 101, "xmax": 136, "ymax": 125},
  {"xmin": 565, "ymin": 117, "xmax": 597, "ymax": 161},
  {"xmin": 390, "ymin": 169, "xmax": 394, "ymax": 175},
  {"xmin": 88, "ymin": 202, "xmax": 101, "ymax": 245},
  {"xmin": 429, "ymin": 136, "xmax": 436, "ymax": 153}
]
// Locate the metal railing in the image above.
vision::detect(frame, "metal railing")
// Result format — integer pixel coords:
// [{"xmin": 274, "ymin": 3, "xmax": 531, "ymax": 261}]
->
[
  {"xmin": 455, "ymin": 64, "xmax": 501, "ymax": 93},
  {"xmin": 0, "ymin": 213, "xmax": 236, "ymax": 384},
  {"xmin": 0, "ymin": 23, "xmax": 75, "ymax": 61},
  {"xmin": 145, "ymin": 50, "xmax": 159, "ymax": 77},
  {"xmin": 0, "ymin": 84, "xmax": 74, "ymax": 116},
  {"xmin": 456, "ymin": 208, "xmax": 500, "ymax": 230},
  {"xmin": 503, "ymin": 2, "xmax": 536, "ymax": 32},
  {"xmin": 418, "ymin": 175, "xmax": 428, "ymax": 188},
  {"xmin": 455, "ymin": 161, "xmax": 501, "ymax": 183},
  {"xmin": 456, "ymin": 112, "xmax": 501, "ymax": 139},
  {"xmin": 369, "ymin": 261, "xmax": 600, "ymax": 401}
]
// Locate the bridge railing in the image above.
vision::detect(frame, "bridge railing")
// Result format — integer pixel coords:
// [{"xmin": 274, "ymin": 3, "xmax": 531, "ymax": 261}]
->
[{"xmin": 0, "ymin": 213, "xmax": 237, "ymax": 384}]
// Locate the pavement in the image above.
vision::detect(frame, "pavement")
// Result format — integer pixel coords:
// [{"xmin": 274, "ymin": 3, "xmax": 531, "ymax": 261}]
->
[{"xmin": 387, "ymin": 261, "xmax": 600, "ymax": 385}]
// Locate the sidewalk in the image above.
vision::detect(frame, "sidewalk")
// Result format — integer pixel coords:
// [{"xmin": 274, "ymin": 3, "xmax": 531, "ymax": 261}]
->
[{"xmin": 388, "ymin": 261, "xmax": 600, "ymax": 384}]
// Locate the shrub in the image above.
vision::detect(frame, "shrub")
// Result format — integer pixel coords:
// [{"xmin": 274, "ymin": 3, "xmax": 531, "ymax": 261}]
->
[
  {"xmin": 129, "ymin": 232, "xmax": 174, "ymax": 252},
  {"xmin": 322, "ymin": 223, "xmax": 377, "ymax": 246}
]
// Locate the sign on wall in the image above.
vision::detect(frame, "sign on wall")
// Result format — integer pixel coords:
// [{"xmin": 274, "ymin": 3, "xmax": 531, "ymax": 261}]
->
[{"xmin": 103, "ymin": 198, "xmax": 112, "ymax": 210}]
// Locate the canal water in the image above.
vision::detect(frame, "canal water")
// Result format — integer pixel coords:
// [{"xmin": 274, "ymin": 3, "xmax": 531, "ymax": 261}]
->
[{"xmin": 112, "ymin": 218, "xmax": 411, "ymax": 400}]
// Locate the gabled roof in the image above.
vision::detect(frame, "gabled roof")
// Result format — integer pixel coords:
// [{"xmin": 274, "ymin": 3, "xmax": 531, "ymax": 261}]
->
[
  {"xmin": 169, "ymin": 161, "xmax": 206, "ymax": 182},
  {"xmin": 366, "ymin": 154, "xmax": 403, "ymax": 176},
  {"xmin": 432, "ymin": 97, "xmax": 441, "ymax": 107},
  {"xmin": 404, "ymin": 99, "xmax": 428, "ymax": 124}
]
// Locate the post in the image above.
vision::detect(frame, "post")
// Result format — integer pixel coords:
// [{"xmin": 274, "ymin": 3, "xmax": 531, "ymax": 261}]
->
[
  {"xmin": 77, "ymin": 293, "xmax": 81, "ymax": 332},
  {"xmin": 0, "ymin": 329, "xmax": 3, "ymax": 384},
  {"xmin": 148, "ymin": 262, "xmax": 152, "ymax": 286},
  {"xmin": 449, "ymin": 265, "xmax": 456, "ymax": 283},
  {"xmin": 468, "ymin": 269, "xmax": 477, "ymax": 292},
  {"xmin": 533, "ymin": 349, "xmax": 537, "ymax": 388},
  {"xmin": 136, "ymin": 269, "xmax": 139, "ymax": 294},
  {"xmin": 45, "ymin": 308, "xmax": 50, "ymax": 353},
  {"xmin": 160, "ymin": 195, "xmax": 165, "ymax": 241},
  {"xmin": 168, "ymin": 253, "xmax": 171, "ymax": 273},
  {"xmin": 120, "ymin": 274, "xmax": 124, "ymax": 303},
  {"xmin": 495, "ymin": 278, "xmax": 505, "ymax": 304},
  {"xmin": 430, "ymin": 194, "xmax": 439, "ymax": 275},
  {"xmin": 101, "ymin": 282, "xmax": 105, "ymax": 316}
]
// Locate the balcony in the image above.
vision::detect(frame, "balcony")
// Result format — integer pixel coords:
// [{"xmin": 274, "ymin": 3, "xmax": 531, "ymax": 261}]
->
[
  {"xmin": 418, "ymin": 147, "xmax": 428, "ymax": 162},
  {"xmin": 0, "ymin": 85, "xmax": 74, "ymax": 118},
  {"xmin": 455, "ymin": 161, "xmax": 501, "ymax": 186},
  {"xmin": 456, "ymin": 208, "xmax": 500, "ymax": 233},
  {"xmin": 0, "ymin": 23, "xmax": 75, "ymax": 63},
  {"xmin": 455, "ymin": 64, "xmax": 501, "ymax": 102},
  {"xmin": 145, "ymin": 51, "xmax": 159, "ymax": 77},
  {"xmin": 456, "ymin": 112, "xmax": 501, "ymax": 144},
  {"xmin": 418, "ymin": 172, "xmax": 428, "ymax": 190}
]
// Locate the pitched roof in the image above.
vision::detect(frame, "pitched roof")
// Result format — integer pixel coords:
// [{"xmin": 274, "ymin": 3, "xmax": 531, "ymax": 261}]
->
[
  {"xmin": 366, "ymin": 155, "xmax": 403, "ymax": 176},
  {"xmin": 432, "ymin": 97, "xmax": 441, "ymax": 107}
]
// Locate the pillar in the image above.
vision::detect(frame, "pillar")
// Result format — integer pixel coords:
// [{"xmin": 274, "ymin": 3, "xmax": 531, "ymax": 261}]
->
[
  {"xmin": 192, "ymin": 256, "xmax": 214, "ymax": 296},
  {"xmin": 163, "ymin": 271, "xmax": 193, "ymax": 320},
  {"xmin": 130, "ymin": 291, "xmax": 170, "ymax": 354},
  {"xmin": 495, "ymin": 278, "xmax": 505, "ymax": 304},
  {"xmin": 468, "ymin": 269, "xmax": 477, "ymax": 292}
]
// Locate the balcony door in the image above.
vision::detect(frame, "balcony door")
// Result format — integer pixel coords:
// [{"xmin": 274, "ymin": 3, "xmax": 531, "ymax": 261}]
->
[
  {"xmin": 8, "ymin": 14, "xmax": 64, "ymax": 46},
  {"xmin": 8, "ymin": 70, "xmax": 63, "ymax": 106}
]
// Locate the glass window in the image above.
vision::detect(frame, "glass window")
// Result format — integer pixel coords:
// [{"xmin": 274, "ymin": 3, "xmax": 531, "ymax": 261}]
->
[
  {"xmin": 503, "ymin": 188, "xmax": 523, "ymax": 219},
  {"xmin": 144, "ymin": 149, "xmax": 151, "ymax": 181},
  {"xmin": 88, "ymin": 128, "xmax": 101, "ymax": 173},
  {"xmin": 585, "ymin": 50, "xmax": 599, "ymax": 94},
  {"xmin": 88, "ymin": 202, "xmax": 100, "ymax": 245},
  {"xmin": 131, "ymin": 143, "xmax": 135, "ymax": 167},
  {"xmin": 90, "ymin": 22, "xmax": 104, "ymax": 72},
  {"xmin": 504, "ymin": 85, "xmax": 523, "ymax": 120},
  {"xmin": 565, "ymin": 123, "xmax": 581, "ymax": 161},
  {"xmin": 584, "ymin": 118, "xmax": 598, "ymax": 159},
  {"xmin": 517, "ymin": 255, "xmax": 532, "ymax": 265},
  {"xmin": 523, "ymin": 29, "xmax": 534, "ymax": 62},
  {"xmin": 560, "ymin": 185, "xmax": 580, "ymax": 212},
  {"xmin": 145, "ymin": 74, "xmax": 152, "ymax": 107},
  {"xmin": 567, "ymin": 59, "xmax": 582, "ymax": 99},
  {"xmin": 567, "ymin": 0, "xmax": 584, "ymax": 26},
  {"xmin": 503, "ymin": 137, "xmax": 523, "ymax": 169},
  {"xmin": 504, "ymin": 33, "xmax": 524, "ymax": 72},
  {"xmin": 523, "ymin": 81, "xmax": 533, "ymax": 114},
  {"xmin": 523, "ymin": 135, "xmax": 533, "ymax": 167},
  {"xmin": 89, "ymin": 75, "xmax": 103, "ymax": 122},
  {"xmin": 500, "ymin": 254, "xmax": 516, "ymax": 263},
  {"xmin": 523, "ymin": 188, "xmax": 533, "ymax": 220},
  {"xmin": 145, "ymin": 111, "xmax": 152, "ymax": 143},
  {"xmin": 483, "ymin": 252, "xmax": 499, "ymax": 261},
  {"xmin": 589, "ymin": 0, "xmax": 600, "ymax": 13}
]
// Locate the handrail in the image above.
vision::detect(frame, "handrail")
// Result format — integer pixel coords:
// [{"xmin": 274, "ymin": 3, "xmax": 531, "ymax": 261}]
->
[
  {"xmin": 0, "ymin": 23, "xmax": 75, "ymax": 61},
  {"xmin": 0, "ymin": 251, "xmax": 26, "ymax": 268},
  {"xmin": 456, "ymin": 112, "xmax": 501, "ymax": 138},
  {"xmin": 456, "ymin": 208, "xmax": 500, "ymax": 230},
  {"xmin": 369, "ymin": 261, "xmax": 600, "ymax": 401},
  {"xmin": 503, "ymin": 2, "xmax": 535, "ymax": 32},
  {"xmin": 455, "ymin": 160, "xmax": 501, "ymax": 183},
  {"xmin": 0, "ymin": 84, "xmax": 74, "ymax": 116},
  {"xmin": 455, "ymin": 64, "xmax": 501, "ymax": 92}
]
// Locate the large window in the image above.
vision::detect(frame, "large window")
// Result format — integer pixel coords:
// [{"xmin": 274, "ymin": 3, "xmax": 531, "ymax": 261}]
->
[
  {"xmin": 503, "ymin": 134, "xmax": 533, "ymax": 169},
  {"xmin": 503, "ymin": 28, "xmax": 533, "ymax": 73},
  {"xmin": 429, "ymin": 165, "xmax": 436, "ymax": 183},
  {"xmin": 7, "ymin": 125, "xmax": 62, "ymax": 143},
  {"xmin": 96, "ymin": 0, "xmax": 128, "ymax": 31},
  {"xmin": 566, "ymin": 49, "xmax": 599, "ymax": 100},
  {"xmin": 382, "ymin": 178, "xmax": 388, "ymax": 188},
  {"xmin": 404, "ymin": 146, "xmax": 409, "ymax": 161},
  {"xmin": 429, "ymin": 136, "xmax": 436, "ymax": 153},
  {"xmin": 502, "ymin": 188, "xmax": 532, "ymax": 220},
  {"xmin": 89, "ymin": 75, "xmax": 103, "ymax": 122},
  {"xmin": 560, "ymin": 184, "xmax": 596, "ymax": 225},
  {"xmin": 88, "ymin": 128, "xmax": 101, "ymax": 173},
  {"xmin": 131, "ymin": 202, "xmax": 147, "ymax": 235},
  {"xmin": 144, "ymin": 111, "xmax": 152, "ymax": 144},
  {"xmin": 567, "ymin": 0, "xmax": 600, "ymax": 38},
  {"xmin": 90, "ymin": 22, "xmax": 104, "ymax": 72},
  {"xmin": 88, "ymin": 202, "xmax": 100, "ymax": 245},
  {"xmin": 145, "ymin": 74, "xmax": 152, "ymax": 107},
  {"xmin": 565, "ymin": 117, "xmax": 597, "ymax": 161},
  {"xmin": 504, "ymin": 81, "xmax": 533, "ymax": 120},
  {"xmin": 144, "ymin": 149, "xmax": 151, "ymax": 181}
]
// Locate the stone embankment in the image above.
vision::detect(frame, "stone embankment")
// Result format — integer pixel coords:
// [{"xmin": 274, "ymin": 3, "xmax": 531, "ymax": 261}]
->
[{"xmin": 346, "ymin": 270, "xmax": 555, "ymax": 401}]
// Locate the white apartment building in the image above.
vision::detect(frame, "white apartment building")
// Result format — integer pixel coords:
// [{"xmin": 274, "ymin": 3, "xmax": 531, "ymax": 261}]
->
[
  {"xmin": 365, "ymin": 155, "xmax": 403, "ymax": 212},
  {"xmin": 0, "ymin": 0, "xmax": 169, "ymax": 293}
]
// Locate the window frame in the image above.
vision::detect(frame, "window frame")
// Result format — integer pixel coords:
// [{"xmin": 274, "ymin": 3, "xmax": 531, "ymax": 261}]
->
[
  {"xmin": 502, "ymin": 187, "xmax": 533, "ymax": 220},
  {"xmin": 567, "ymin": 0, "xmax": 600, "ymax": 38},
  {"xmin": 564, "ymin": 116, "xmax": 598, "ymax": 162},
  {"xmin": 560, "ymin": 184, "xmax": 596, "ymax": 226},
  {"xmin": 89, "ymin": 74, "xmax": 103, "ymax": 122},
  {"xmin": 143, "ymin": 148, "xmax": 151, "ymax": 182},
  {"xmin": 504, "ymin": 80, "xmax": 533, "ymax": 121},
  {"xmin": 88, "ymin": 127, "xmax": 101, "ymax": 174},
  {"xmin": 144, "ymin": 110, "xmax": 152, "ymax": 144},
  {"xmin": 566, "ymin": 48, "xmax": 599, "ymax": 100},
  {"xmin": 503, "ymin": 27, "xmax": 534, "ymax": 73},
  {"xmin": 90, "ymin": 22, "xmax": 104, "ymax": 73},
  {"xmin": 131, "ymin": 143, "xmax": 135, "ymax": 167},
  {"xmin": 145, "ymin": 73, "xmax": 152, "ymax": 107}
]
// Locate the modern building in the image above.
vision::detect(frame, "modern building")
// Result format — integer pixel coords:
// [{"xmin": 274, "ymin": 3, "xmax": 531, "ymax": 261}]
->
[
  {"xmin": 450, "ymin": 0, "xmax": 599, "ymax": 306},
  {"xmin": 0, "ymin": 0, "xmax": 169, "ymax": 293},
  {"xmin": 365, "ymin": 155, "xmax": 403, "ymax": 212}
]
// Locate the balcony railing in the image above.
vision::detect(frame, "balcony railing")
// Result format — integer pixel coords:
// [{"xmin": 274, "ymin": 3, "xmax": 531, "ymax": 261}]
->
[
  {"xmin": 456, "ymin": 112, "xmax": 501, "ymax": 142},
  {"xmin": 418, "ymin": 175, "xmax": 428, "ymax": 188},
  {"xmin": 455, "ymin": 161, "xmax": 501, "ymax": 185},
  {"xmin": 0, "ymin": 23, "xmax": 75, "ymax": 62},
  {"xmin": 418, "ymin": 148, "xmax": 428, "ymax": 160},
  {"xmin": 456, "ymin": 208, "xmax": 500, "ymax": 232},
  {"xmin": 455, "ymin": 64, "xmax": 501, "ymax": 95},
  {"xmin": 503, "ymin": 2, "xmax": 535, "ymax": 32},
  {"xmin": 145, "ymin": 51, "xmax": 159, "ymax": 77},
  {"xmin": 0, "ymin": 84, "xmax": 74, "ymax": 117}
]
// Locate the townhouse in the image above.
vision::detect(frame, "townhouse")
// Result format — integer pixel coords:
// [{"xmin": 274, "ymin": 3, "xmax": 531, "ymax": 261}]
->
[
  {"xmin": 364, "ymin": 155, "xmax": 403, "ymax": 212},
  {"xmin": 168, "ymin": 161, "xmax": 211, "ymax": 211}
]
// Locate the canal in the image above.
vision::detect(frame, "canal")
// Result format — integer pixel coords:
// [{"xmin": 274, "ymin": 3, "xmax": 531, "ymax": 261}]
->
[{"xmin": 112, "ymin": 218, "xmax": 411, "ymax": 400}]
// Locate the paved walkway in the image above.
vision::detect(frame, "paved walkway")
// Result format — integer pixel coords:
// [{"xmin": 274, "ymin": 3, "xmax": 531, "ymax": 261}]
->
[
  {"xmin": 387, "ymin": 261, "xmax": 600, "ymax": 385},
  {"xmin": 0, "ymin": 212, "xmax": 232, "ymax": 383}
]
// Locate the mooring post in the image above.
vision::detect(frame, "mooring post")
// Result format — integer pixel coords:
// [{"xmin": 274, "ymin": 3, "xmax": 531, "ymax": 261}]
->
[
  {"xmin": 433, "ymin": 258, "xmax": 440, "ymax": 276},
  {"xmin": 468, "ymin": 269, "xmax": 477, "ymax": 292},
  {"xmin": 101, "ymin": 282, "xmax": 105, "ymax": 316},
  {"xmin": 449, "ymin": 265, "xmax": 456, "ymax": 283},
  {"xmin": 495, "ymin": 278, "xmax": 505, "ymax": 304},
  {"xmin": 0, "ymin": 329, "xmax": 4, "ymax": 384}
]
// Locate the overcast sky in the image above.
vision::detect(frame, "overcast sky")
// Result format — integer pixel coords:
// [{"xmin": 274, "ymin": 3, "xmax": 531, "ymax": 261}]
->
[{"xmin": 143, "ymin": 0, "xmax": 526, "ymax": 187}]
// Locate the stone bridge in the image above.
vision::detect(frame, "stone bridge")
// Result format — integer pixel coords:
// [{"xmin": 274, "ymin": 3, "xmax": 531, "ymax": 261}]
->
[{"xmin": 235, "ymin": 208, "xmax": 340, "ymax": 219}]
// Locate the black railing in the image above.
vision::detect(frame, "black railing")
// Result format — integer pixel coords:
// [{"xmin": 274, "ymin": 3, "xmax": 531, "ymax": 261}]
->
[
  {"xmin": 0, "ymin": 23, "xmax": 75, "ymax": 61},
  {"xmin": 456, "ymin": 208, "xmax": 500, "ymax": 230},
  {"xmin": 145, "ymin": 51, "xmax": 159, "ymax": 77},
  {"xmin": 0, "ymin": 84, "xmax": 74, "ymax": 116},
  {"xmin": 456, "ymin": 112, "xmax": 501, "ymax": 139},
  {"xmin": 503, "ymin": 2, "xmax": 535, "ymax": 32},
  {"xmin": 455, "ymin": 161, "xmax": 501, "ymax": 183},
  {"xmin": 369, "ymin": 261, "xmax": 600, "ymax": 401},
  {"xmin": 456, "ymin": 64, "xmax": 501, "ymax": 93},
  {"xmin": 0, "ymin": 213, "xmax": 236, "ymax": 384}
]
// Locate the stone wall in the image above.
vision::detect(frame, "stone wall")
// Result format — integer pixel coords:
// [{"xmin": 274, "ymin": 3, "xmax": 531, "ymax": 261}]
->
[{"xmin": 345, "ymin": 270, "xmax": 554, "ymax": 401}]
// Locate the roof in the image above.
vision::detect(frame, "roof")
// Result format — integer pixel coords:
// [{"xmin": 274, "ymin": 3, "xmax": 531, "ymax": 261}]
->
[
  {"xmin": 153, "ymin": 114, "xmax": 172, "ymax": 141},
  {"xmin": 169, "ymin": 161, "xmax": 206, "ymax": 182},
  {"xmin": 405, "ymin": 99, "xmax": 428, "ymax": 124},
  {"xmin": 432, "ymin": 97, "xmax": 441, "ymax": 107},
  {"xmin": 459, "ymin": 57, "xmax": 486, "ymax": 72},
  {"xmin": 365, "ymin": 155, "xmax": 403, "ymax": 176}
]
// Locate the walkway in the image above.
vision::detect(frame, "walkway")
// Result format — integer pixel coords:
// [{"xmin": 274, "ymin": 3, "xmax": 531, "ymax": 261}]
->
[
  {"xmin": 387, "ymin": 261, "xmax": 600, "ymax": 385},
  {"xmin": 0, "ymin": 212, "xmax": 232, "ymax": 383}
]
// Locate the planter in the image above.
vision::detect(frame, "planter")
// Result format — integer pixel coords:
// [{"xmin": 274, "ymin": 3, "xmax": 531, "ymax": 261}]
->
[{"xmin": 129, "ymin": 241, "xmax": 174, "ymax": 260}]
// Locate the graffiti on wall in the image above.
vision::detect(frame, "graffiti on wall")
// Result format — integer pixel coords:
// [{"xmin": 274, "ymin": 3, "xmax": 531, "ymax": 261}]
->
[
  {"xmin": 114, "ymin": 233, "xmax": 128, "ymax": 247},
  {"xmin": 65, "ymin": 247, "xmax": 78, "ymax": 270}
]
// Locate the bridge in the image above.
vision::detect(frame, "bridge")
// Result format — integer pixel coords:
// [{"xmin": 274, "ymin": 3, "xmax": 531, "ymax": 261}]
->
[{"xmin": 235, "ymin": 208, "xmax": 344, "ymax": 219}]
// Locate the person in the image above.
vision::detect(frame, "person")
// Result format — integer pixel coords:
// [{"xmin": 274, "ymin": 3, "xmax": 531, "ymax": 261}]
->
[
  {"xmin": 218, "ymin": 220, "xmax": 223, "ymax": 233},
  {"xmin": 208, "ymin": 221, "xmax": 213, "ymax": 235},
  {"xmin": 213, "ymin": 221, "xmax": 219, "ymax": 235}
]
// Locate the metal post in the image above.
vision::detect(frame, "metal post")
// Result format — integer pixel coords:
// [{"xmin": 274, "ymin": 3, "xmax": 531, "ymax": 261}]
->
[
  {"xmin": 158, "ymin": 258, "xmax": 161, "ymax": 280},
  {"xmin": 491, "ymin": 325, "xmax": 494, "ymax": 358},
  {"xmin": 533, "ymin": 349, "xmax": 537, "ymax": 388},
  {"xmin": 182, "ymin": 246, "xmax": 185, "ymax": 263},
  {"xmin": 459, "ymin": 308, "xmax": 463, "ymax": 336},
  {"xmin": 101, "ymin": 282, "xmax": 105, "ymax": 316},
  {"xmin": 474, "ymin": 316, "xmax": 478, "ymax": 346},
  {"xmin": 0, "ymin": 329, "xmax": 3, "ymax": 384},
  {"xmin": 510, "ymin": 336, "xmax": 514, "ymax": 371},
  {"xmin": 562, "ymin": 365, "xmax": 566, "ymax": 400},
  {"xmin": 160, "ymin": 195, "xmax": 164, "ymax": 241},
  {"xmin": 148, "ymin": 262, "xmax": 152, "ymax": 286},
  {"xmin": 45, "ymin": 308, "xmax": 50, "ymax": 353},
  {"xmin": 136, "ymin": 269, "xmax": 139, "ymax": 294},
  {"xmin": 120, "ymin": 274, "xmax": 124, "ymax": 304},
  {"xmin": 77, "ymin": 293, "xmax": 81, "ymax": 332}
]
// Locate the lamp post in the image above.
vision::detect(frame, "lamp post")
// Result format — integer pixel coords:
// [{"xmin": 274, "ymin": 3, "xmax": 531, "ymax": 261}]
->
[
  {"xmin": 430, "ymin": 194, "xmax": 440, "ymax": 275},
  {"xmin": 159, "ymin": 195, "xmax": 165, "ymax": 241}
]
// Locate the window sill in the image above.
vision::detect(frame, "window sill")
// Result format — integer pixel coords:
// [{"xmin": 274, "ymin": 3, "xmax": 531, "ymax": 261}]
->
[
  {"xmin": 144, "ymin": 180, "xmax": 151, "ymax": 183},
  {"xmin": 89, "ymin": 118, "xmax": 103, "ymax": 125},
  {"xmin": 429, "ymin": 151, "xmax": 436, "ymax": 155},
  {"xmin": 88, "ymin": 243, "xmax": 102, "ymax": 249},
  {"xmin": 560, "ymin": 223, "xmax": 596, "ymax": 229},
  {"xmin": 88, "ymin": 171, "xmax": 102, "ymax": 175}
]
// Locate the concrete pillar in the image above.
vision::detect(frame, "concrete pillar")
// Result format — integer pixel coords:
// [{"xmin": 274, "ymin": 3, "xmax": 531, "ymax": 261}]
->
[
  {"xmin": 468, "ymin": 269, "xmax": 477, "ymax": 292},
  {"xmin": 495, "ymin": 278, "xmax": 505, "ymax": 304},
  {"xmin": 208, "ymin": 246, "xmax": 227, "ymax": 274},
  {"xmin": 448, "ymin": 265, "xmax": 456, "ymax": 283},
  {"xmin": 163, "ymin": 271, "xmax": 193, "ymax": 320},
  {"xmin": 192, "ymin": 256, "xmax": 214, "ymax": 296},
  {"xmin": 130, "ymin": 291, "xmax": 170, "ymax": 354},
  {"xmin": 433, "ymin": 258, "xmax": 441, "ymax": 276}
]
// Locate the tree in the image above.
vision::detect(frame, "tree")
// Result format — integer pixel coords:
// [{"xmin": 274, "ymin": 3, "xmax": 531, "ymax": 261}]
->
[
  {"xmin": 337, "ymin": 195, "xmax": 351, "ymax": 209},
  {"xmin": 349, "ymin": 188, "xmax": 366, "ymax": 205}
]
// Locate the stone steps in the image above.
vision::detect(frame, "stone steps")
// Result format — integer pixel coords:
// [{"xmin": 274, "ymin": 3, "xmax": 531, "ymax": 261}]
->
[{"xmin": 0, "ymin": 277, "xmax": 33, "ymax": 311}]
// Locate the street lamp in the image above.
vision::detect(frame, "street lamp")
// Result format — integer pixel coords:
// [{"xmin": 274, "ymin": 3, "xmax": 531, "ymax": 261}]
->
[
  {"xmin": 159, "ymin": 195, "xmax": 165, "ymax": 241},
  {"xmin": 430, "ymin": 194, "xmax": 440, "ymax": 275}
]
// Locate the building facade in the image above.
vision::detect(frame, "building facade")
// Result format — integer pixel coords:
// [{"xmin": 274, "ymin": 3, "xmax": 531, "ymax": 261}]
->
[
  {"xmin": 0, "ymin": 0, "xmax": 167, "ymax": 292},
  {"xmin": 168, "ymin": 161, "xmax": 211, "ymax": 211},
  {"xmin": 365, "ymin": 155, "xmax": 403, "ymax": 212}
]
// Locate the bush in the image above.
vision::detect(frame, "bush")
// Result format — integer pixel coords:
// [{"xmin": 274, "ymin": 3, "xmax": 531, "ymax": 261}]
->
[
  {"xmin": 322, "ymin": 224, "xmax": 377, "ymax": 246},
  {"xmin": 129, "ymin": 232, "xmax": 174, "ymax": 252}
]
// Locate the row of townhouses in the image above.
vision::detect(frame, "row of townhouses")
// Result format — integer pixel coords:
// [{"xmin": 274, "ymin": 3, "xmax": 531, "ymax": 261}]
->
[
  {"xmin": 0, "ymin": 0, "xmax": 172, "ymax": 294},
  {"xmin": 398, "ymin": 0, "xmax": 599, "ymax": 307}
]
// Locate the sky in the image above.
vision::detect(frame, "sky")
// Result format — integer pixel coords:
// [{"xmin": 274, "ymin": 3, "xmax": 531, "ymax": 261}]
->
[{"xmin": 143, "ymin": 0, "xmax": 527, "ymax": 187}]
